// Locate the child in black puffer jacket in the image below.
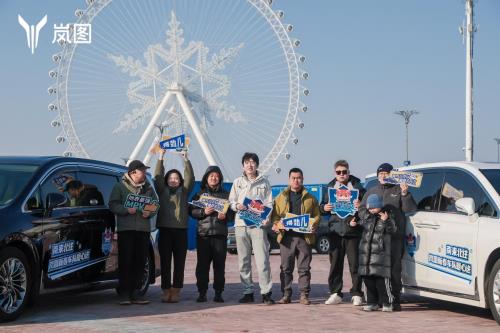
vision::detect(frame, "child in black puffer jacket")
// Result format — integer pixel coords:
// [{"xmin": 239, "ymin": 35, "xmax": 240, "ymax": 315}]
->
[{"xmin": 352, "ymin": 194, "xmax": 396, "ymax": 312}]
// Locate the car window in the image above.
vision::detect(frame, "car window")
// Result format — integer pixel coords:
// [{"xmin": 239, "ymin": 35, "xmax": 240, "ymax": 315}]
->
[
  {"xmin": 440, "ymin": 170, "xmax": 497, "ymax": 217},
  {"xmin": 0, "ymin": 164, "xmax": 39, "ymax": 206},
  {"xmin": 25, "ymin": 187, "xmax": 43, "ymax": 211},
  {"xmin": 480, "ymin": 169, "xmax": 500, "ymax": 196},
  {"xmin": 76, "ymin": 171, "xmax": 118, "ymax": 207},
  {"xmin": 410, "ymin": 171, "xmax": 445, "ymax": 211},
  {"xmin": 39, "ymin": 170, "xmax": 77, "ymax": 208},
  {"xmin": 364, "ymin": 178, "xmax": 378, "ymax": 191}
]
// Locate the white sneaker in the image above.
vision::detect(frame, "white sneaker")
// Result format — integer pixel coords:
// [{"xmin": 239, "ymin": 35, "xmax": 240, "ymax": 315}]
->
[
  {"xmin": 362, "ymin": 304, "xmax": 379, "ymax": 311},
  {"xmin": 351, "ymin": 295, "xmax": 363, "ymax": 306},
  {"xmin": 382, "ymin": 304, "xmax": 393, "ymax": 312},
  {"xmin": 324, "ymin": 293, "xmax": 342, "ymax": 305}
]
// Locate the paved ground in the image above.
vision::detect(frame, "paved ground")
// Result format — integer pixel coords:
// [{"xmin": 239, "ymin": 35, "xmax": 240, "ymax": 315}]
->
[{"xmin": 1, "ymin": 251, "xmax": 498, "ymax": 332}]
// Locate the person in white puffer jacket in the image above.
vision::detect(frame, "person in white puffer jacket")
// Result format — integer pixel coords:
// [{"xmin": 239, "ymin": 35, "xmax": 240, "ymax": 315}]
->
[{"xmin": 229, "ymin": 152, "xmax": 275, "ymax": 305}]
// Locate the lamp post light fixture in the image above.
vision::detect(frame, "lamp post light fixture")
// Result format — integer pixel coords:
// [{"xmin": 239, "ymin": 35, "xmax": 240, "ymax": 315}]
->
[{"xmin": 395, "ymin": 110, "xmax": 419, "ymax": 166}]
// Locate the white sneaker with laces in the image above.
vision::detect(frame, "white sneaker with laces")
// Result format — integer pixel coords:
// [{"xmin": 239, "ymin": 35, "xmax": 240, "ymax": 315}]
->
[
  {"xmin": 351, "ymin": 295, "xmax": 363, "ymax": 306},
  {"xmin": 324, "ymin": 293, "xmax": 342, "ymax": 305}
]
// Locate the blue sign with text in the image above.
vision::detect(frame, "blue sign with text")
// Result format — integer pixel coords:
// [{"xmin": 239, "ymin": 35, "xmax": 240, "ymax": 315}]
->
[
  {"xmin": 159, "ymin": 134, "xmax": 185, "ymax": 151},
  {"xmin": 282, "ymin": 214, "xmax": 311, "ymax": 233}
]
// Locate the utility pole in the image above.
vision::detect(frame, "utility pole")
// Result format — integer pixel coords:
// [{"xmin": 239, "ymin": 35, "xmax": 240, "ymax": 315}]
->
[
  {"xmin": 460, "ymin": 0, "xmax": 476, "ymax": 162},
  {"xmin": 394, "ymin": 110, "xmax": 419, "ymax": 166}
]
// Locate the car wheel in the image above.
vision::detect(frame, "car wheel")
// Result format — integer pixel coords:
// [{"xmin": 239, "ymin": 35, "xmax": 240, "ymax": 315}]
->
[
  {"xmin": 227, "ymin": 249, "xmax": 237, "ymax": 255},
  {"xmin": 137, "ymin": 254, "xmax": 153, "ymax": 296},
  {"xmin": 487, "ymin": 258, "xmax": 500, "ymax": 325},
  {"xmin": 315, "ymin": 235, "xmax": 330, "ymax": 254},
  {"xmin": 116, "ymin": 253, "xmax": 153, "ymax": 297},
  {"xmin": 0, "ymin": 247, "xmax": 32, "ymax": 322}
]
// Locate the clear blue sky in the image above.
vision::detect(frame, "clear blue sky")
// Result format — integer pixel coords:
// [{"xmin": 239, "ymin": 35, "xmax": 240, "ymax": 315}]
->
[{"xmin": 1, "ymin": 0, "xmax": 499, "ymax": 184}]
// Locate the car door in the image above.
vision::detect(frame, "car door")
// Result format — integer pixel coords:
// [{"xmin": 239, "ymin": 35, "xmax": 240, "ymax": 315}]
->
[
  {"xmin": 403, "ymin": 169, "xmax": 445, "ymax": 288},
  {"xmin": 76, "ymin": 167, "xmax": 120, "ymax": 281},
  {"xmin": 38, "ymin": 167, "xmax": 92, "ymax": 288},
  {"xmin": 422, "ymin": 169, "xmax": 481, "ymax": 296}
]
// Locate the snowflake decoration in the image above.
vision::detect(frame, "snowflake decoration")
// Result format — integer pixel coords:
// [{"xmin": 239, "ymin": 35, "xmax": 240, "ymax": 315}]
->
[{"xmin": 108, "ymin": 11, "xmax": 245, "ymax": 135}]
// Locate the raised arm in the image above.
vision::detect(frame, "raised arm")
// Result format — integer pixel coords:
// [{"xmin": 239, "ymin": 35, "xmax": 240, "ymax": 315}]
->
[
  {"xmin": 183, "ymin": 159, "xmax": 195, "ymax": 193},
  {"xmin": 153, "ymin": 157, "xmax": 166, "ymax": 195}
]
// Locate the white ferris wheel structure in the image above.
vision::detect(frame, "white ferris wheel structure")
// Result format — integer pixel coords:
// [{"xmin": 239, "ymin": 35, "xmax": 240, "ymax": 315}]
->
[{"xmin": 49, "ymin": 0, "xmax": 309, "ymax": 180}]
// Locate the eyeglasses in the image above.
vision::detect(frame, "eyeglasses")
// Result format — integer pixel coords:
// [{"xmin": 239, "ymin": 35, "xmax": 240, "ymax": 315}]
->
[{"xmin": 335, "ymin": 170, "xmax": 348, "ymax": 175}]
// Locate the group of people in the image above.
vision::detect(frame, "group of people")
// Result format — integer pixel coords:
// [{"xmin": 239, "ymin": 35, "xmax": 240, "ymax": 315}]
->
[{"xmin": 108, "ymin": 150, "xmax": 416, "ymax": 313}]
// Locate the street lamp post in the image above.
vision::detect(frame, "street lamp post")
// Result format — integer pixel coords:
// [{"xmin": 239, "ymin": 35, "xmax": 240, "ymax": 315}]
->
[
  {"xmin": 395, "ymin": 110, "xmax": 419, "ymax": 166},
  {"xmin": 494, "ymin": 138, "xmax": 500, "ymax": 163}
]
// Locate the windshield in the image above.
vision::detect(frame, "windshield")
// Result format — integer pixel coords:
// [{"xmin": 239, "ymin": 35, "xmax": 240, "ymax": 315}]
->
[
  {"xmin": 481, "ymin": 169, "xmax": 500, "ymax": 196},
  {"xmin": 0, "ymin": 164, "xmax": 39, "ymax": 206}
]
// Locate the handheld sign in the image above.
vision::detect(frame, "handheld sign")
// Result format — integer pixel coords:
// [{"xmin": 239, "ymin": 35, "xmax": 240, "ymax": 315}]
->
[
  {"xmin": 52, "ymin": 174, "xmax": 73, "ymax": 192},
  {"xmin": 383, "ymin": 171, "xmax": 423, "ymax": 188},
  {"xmin": 328, "ymin": 185, "xmax": 359, "ymax": 219},
  {"xmin": 159, "ymin": 134, "xmax": 186, "ymax": 151},
  {"xmin": 124, "ymin": 193, "xmax": 159, "ymax": 214},
  {"xmin": 441, "ymin": 182, "xmax": 464, "ymax": 200},
  {"xmin": 189, "ymin": 194, "xmax": 230, "ymax": 214},
  {"xmin": 152, "ymin": 135, "xmax": 191, "ymax": 154},
  {"xmin": 282, "ymin": 213, "xmax": 314, "ymax": 233},
  {"xmin": 238, "ymin": 198, "xmax": 271, "ymax": 227}
]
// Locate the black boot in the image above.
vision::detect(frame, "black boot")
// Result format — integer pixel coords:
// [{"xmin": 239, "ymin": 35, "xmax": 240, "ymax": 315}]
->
[
  {"xmin": 213, "ymin": 291, "xmax": 224, "ymax": 303},
  {"xmin": 238, "ymin": 293, "xmax": 254, "ymax": 303},
  {"xmin": 196, "ymin": 291, "xmax": 207, "ymax": 303},
  {"xmin": 262, "ymin": 292, "xmax": 275, "ymax": 305}
]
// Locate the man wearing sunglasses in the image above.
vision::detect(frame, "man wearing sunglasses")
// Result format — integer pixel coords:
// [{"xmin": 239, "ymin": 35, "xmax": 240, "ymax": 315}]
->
[{"xmin": 320, "ymin": 160, "xmax": 366, "ymax": 306}]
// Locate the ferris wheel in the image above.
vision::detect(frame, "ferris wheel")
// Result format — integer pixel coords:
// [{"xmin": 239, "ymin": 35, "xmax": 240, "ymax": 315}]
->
[{"xmin": 48, "ymin": 0, "xmax": 309, "ymax": 180}]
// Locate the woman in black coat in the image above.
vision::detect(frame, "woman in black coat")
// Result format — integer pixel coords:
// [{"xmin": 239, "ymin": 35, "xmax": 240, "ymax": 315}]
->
[{"xmin": 189, "ymin": 166, "xmax": 234, "ymax": 303}]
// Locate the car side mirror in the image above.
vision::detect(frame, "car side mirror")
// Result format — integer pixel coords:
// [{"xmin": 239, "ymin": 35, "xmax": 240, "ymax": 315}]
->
[
  {"xmin": 26, "ymin": 197, "xmax": 42, "ymax": 210},
  {"xmin": 46, "ymin": 193, "xmax": 67, "ymax": 211},
  {"xmin": 455, "ymin": 197, "xmax": 475, "ymax": 216}
]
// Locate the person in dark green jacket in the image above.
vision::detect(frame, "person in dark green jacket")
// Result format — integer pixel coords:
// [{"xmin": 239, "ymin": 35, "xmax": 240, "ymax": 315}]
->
[
  {"xmin": 109, "ymin": 160, "xmax": 158, "ymax": 305},
  {"xmin": 154, "ymin": 150, "xmax": 194, "ymax": 303}
]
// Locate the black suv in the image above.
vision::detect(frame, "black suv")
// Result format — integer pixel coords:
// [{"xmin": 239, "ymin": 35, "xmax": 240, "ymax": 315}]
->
[{"xmin": 0, "ymin": 156, "xmax": 160, "ymax": 321}]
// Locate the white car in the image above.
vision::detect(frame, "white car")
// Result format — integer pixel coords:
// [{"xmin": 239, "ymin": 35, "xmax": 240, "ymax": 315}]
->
[{"xmin": 365, "ymin": 162, "xmax": 500, "ymax": 324}]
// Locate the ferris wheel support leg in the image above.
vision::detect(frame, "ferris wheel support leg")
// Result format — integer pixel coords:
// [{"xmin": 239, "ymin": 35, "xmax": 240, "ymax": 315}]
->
[
  {"xmin": 128, "ymin": 90, "xmax": 173, "ymax": 165},
  {"xmin": 174, "ymin": 89, "xmax": 219, "ymax": 167}
]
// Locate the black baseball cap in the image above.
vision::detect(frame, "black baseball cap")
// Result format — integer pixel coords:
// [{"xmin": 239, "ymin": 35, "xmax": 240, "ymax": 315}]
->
[
  {"xmin": 128, "ymin": 160, "xmax": 150, "ymax": 173},
  {"xmin": 377, "ymin": 163, "xmax": 393, "ymax": 175}
]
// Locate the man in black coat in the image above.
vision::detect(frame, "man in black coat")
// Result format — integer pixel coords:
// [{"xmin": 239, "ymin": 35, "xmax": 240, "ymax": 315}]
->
[
  {"xmin": 189, "ymin": 165, "xmax": 234, "ymax": 303},
  {"xmin": 320, "ymin": 160, "xmax": 365, "ymax": 306},
  {"xmin": 358, "ymin": 163, "xmax": 417, "ymax": 311}
]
